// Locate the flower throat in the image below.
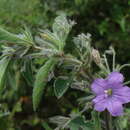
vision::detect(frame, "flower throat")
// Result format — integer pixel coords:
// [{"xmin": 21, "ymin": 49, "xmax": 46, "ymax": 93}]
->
[{"xmin": 104, "ymin": 89, "xmax": 112, "ymax": 96}]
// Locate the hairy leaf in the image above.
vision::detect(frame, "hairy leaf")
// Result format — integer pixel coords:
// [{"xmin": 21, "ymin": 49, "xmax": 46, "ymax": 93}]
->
[
  {"xmin": 40, "ymin": 15, "xmax": 74, "ymax": 51},
  {"xmin": 54, "ymin": 77, "xmax": 70, "ymax": 99},
  {"xmin": 0, "ymin": 27, "xmax": 33, "ymax": 46},
  {"xmin": 69, "ymin": 116, "xmax": 94, "ymax": 130},
  {"xmin": 53, "ymin": 15, "xmax": 75, "ymax": 42},
  {"xmin": 40, "ymin": 30, "xmax": 62, "ymax": 50},
  {"xmin": 32, "ymin": 58, "xmax": 57, "ymax": 111},
  {"xmin": 21, "ymin": 60, "xmax": 34, "ymax": 86},
  {"xmin": 49, "ymin": 116, "xmax": 70, "ymax": 129},
  {"xmin": 0, "ymin": 28, "xmax": 22, "ymax": 42},
  {"xmin": 0, "ymin": 57, "xmax": 10, "ymax": 92}
]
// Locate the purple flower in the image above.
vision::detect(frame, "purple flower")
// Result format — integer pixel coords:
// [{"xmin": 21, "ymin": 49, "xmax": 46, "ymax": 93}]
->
[{"xmin": 91, "ymin": 72, "xmax": 130, "ymax": 116}]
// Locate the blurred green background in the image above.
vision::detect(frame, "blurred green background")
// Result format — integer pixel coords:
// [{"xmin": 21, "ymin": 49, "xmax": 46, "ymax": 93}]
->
[
  {"xmin": 0, "ymin": 0, "xmax": 130, "ymax": 129},
  {"xmin": 1, "ymin": 0, "xmax": 130, "ymax": 64}
]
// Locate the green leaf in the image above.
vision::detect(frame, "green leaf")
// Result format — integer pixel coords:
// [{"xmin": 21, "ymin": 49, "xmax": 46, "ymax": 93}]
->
[
  {"xmin": 0, "ymin": 56, "xmax": 10, "ymax": 92},
  {"xmin": 54, "ymin": 77, "xmax": 70, "ymax": 99},
  {"xmin": 41, "ymin": 122, "xmax": 53, "ymax": 130},
  {"xmin": 40, "ymin": 30, "xmax": 62, "ymax": 50},
  {"xmin": 49, "ymin": 116, "xmax": 70, "ymax": 126},
  {"xmin": 52, "ymin": 15, "xmax": 75, "ymax": 42},
  {"xmin": 23, "ymin": 26, "xmax": 34, "ymax": 44},
  {"xmin": 119, "ymin": 17, "xmax": 126, "ymax": 32},
  {"xmin": 9, "ymin": 101, "xmax": 22, "ymax": 118},
  {"xmin": 78, "ymin": 95, "xmax": 95, "ymax": 104},
  {"xmin": 69, "ymin": 116, "xmax": 94, "ymax": 130},
  {"xmin": 0, "ymin": 28, "xmax": 22, "ymax": 43},
  {"xmin": 129, "ymin": 0, "xmax": 130, "ymax": 5},
  {"xmin": 92, "ymin": 111, "xmax": 101, "ymax": 130},
  {"xmin": 40, "ymin": 15, "xmax": 75, "ymax": 51},
  {"xmin": 115, "ymin": 117, "xmax": 127, "ymax": 130},
  {"xmin": 75, "ymin": 0, "xmax": 82, "ymax": 5},
  {"xmin": 21, "ymin": 60, "xmax": 34, "ymax": 86},
  {"xmin": 32, "ymin": 58, "xmax": 57, "ymax": 111},
  {"xmin": 98, "ymin": 20, "xmax": 109, "ymax": 35},
  {"xmin": 0, "ymin": 27, "xmax": 33, "ymax": 46}
]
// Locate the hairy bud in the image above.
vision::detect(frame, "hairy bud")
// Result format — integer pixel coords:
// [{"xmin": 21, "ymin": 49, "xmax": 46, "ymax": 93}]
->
[{"xmin": 92, "ymin": 49, "xmax": 101, "ymax": 65}]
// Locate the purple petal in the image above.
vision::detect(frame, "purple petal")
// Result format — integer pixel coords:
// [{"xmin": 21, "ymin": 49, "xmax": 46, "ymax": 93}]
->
[
  {"xmin": 93, "ymin": 95, "xmax": 107, "ymax": 112},
  {"xmin": 91, "ymin": 78, "xmax": 107, "ymax": 95},
  {"xmin": 93, "ymin": 94, "xmax": 106, "ymax": 104},
  {"xmin": 109, "ymin": 83, "xmax": 123, "ymax": 89},
  {"xmin": 94, "ymin": 99, "xmax": 106, "ymax": 112},
  {"xmin": 106, "ymin": 98, "xmax": 123, "ymax": 116},
  {"xmin": 107, "ymin": 72, "xmax": 124, "ymax": 84},
  {"xmin": 113, "ymin": 86, "xmax": 130, "ymax": 104}
]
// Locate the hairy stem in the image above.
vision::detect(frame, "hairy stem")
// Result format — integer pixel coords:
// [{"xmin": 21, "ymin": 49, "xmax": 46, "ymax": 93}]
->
[
  {"xmin": 124, "ymin": 80, "xmax": 130, "ymax": 85},
  {"xmin": 119, "ymin": 64, "xmax": 130, "ymax": 71}
]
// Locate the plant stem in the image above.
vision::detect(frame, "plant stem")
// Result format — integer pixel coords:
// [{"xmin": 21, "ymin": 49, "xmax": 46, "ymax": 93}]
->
[
  {"xmin": 103, "ymin": 54, "xmax": 110, "ymax": 73},
  {"xmin": 124, "ymin": 80, "xmax": 130, "ymax": 85},
  {"xmin": 119, "ymin": 64, "xmax": 130, "ymax": 71},
  {"xmin": 112, "ymin": 48, "xmax": 116, "ymax": 71},
  {"xmin": 105, "ymin": 111, "xmax": 113, "ymax": 130}
]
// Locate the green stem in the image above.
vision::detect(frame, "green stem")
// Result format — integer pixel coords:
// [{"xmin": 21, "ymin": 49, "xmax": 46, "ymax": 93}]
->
[
  {"xmin": 103, "ymin": 54, "xmax": 110, "ymax": 73},
  {"xmin": 105, "ymin": 111, "xmax": 113, "ymax": 130},
  {"xmin": 119, "ymin": 64, "xmax": 130, "ymax": 71},
  {"xmin": 99, "ymin": 64, "xmax": 109, "ymax": 75},
  {"xmin": 112, "ymin": 48, "xmax": 116, "ymax": 71},
  {"xmin": 124, "ymin": 80, "xmax": 130, "ymax": 85}
]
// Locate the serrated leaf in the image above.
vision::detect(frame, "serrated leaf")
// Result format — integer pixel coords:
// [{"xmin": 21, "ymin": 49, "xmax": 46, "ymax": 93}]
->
[
  {"xmin": 0, "ymin": 57, "xmax": 10, "ymax": 92},
  {"xmin": 54, "ymin": 78, "xmax": 70, "ymax": 99},
  {"xmin": 32, "ymin": 58, "xmax": 56, "ymax": 111}
]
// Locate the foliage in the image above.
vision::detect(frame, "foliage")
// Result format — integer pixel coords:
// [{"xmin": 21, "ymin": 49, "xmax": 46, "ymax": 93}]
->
[{"xmin": 0, "ymin": 0, "xmax": 130, "ymax": 129}]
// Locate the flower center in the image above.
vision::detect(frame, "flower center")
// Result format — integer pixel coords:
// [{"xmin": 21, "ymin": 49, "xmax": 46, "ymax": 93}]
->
[{"xmin": 104, "ymin": 89, "xmax": 112, "ymax": 96}]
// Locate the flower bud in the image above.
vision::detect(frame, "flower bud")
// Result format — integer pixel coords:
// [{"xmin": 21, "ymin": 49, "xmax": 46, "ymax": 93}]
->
[{"xmin": 92, "ymin": 49, "xmax": 101, "ymax": 65}]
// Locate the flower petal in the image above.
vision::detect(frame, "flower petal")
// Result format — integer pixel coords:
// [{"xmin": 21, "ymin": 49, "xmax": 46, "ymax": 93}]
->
[
  {"xmin": 94, "ymin": 99, "xmax": 106, "ymax": 112},
  {"xmin": 91, "ymin": 78, "xmax": 107, "ymax": 95},
  {"xmin": 92, "ymin": 95, "xmax": 105, "ymax": 104},
  {"xmin": 107, "ymin": 72, "xmax": 124, "ymax": 84},
  {"xmin": 113, "ymin": 86, "xmax": 130, "ymax": 104},
  {"xmin": 106, "ymin": 98, "xmax": 123, "ymax": 116},
  {"xmin": 93, "ymin": 95, "xmax": 106, "ymax": 112}
]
